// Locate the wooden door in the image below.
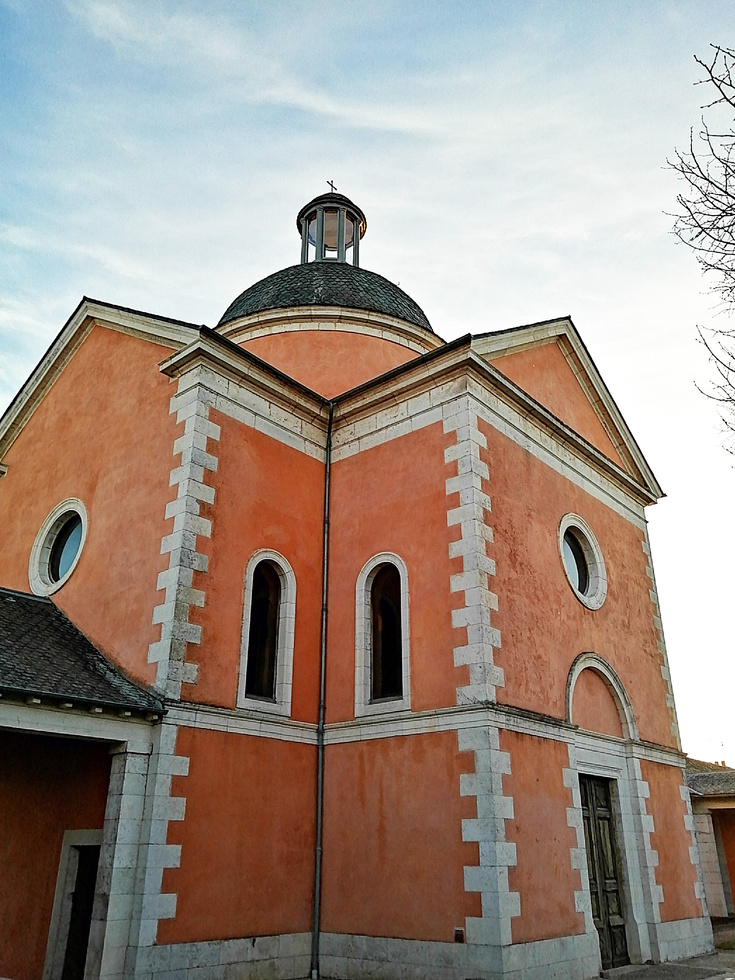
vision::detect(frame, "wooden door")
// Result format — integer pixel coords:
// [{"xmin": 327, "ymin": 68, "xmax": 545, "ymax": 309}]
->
[{"xmin": 579, "ymin": 775, "xmax": 629, "ymax": 970}]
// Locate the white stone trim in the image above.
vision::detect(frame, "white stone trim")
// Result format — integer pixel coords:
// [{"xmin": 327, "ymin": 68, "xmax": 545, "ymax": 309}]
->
[
  {"xmin": 148, "ymin": 383, "xmax": 220, "ymax": 699},
  {"xmin": 237, "ymin": 549, "xmax": 297, "ymax": 716},
  {"xmin": 558, "ymin": 513, "xmax": 608, "ymax": 610},
  {"xmin": 694, "ymin": 812, "xmax": 729, "ymax": 917},
  {"xmin": 679, "ymin": 777, "xmax": 708, "ymax": 916},
  {"xmin": 458, "ymin": 723, "xmax": 519, "ymax": 947},
  {"xmin": 130, "ymin": 722, "xmax": 189, "ymax": 951},
  {"xmin": 43, "ymin": 829, "xmax": 104, "ymax": 980},
  {"xmin": 354, "ymin": 553, "xmax": 411, "ymax": 717},
  {"xmin": 218, "ymin": 306, "xmax": 442, "ymax": 356},
  {"xmin": 654, "ymin": 916, "xmax": 713, "ymax": 962},
  {"xmin": 89, "ymin": 745, "xmax": 152, "ymax": 980},
  {"xmin": 159, "ymin": 345, "xmax": 328, "ymax": 462},
  {"xmin": 132, "ymin": 932, "xmax": 310, "ymax": 979},
  {"xmin": 445, "ymin": 397, "xmax": 503, "ymax": 706},
  {"xmin": 642, "ymin": 526, "xmax": 681, "ymax": 748},
  {"xmin": 566, "ymin": 652, "xmax": 639, "ymax": 739},
  {"xmin": 28, "ymin": 498, "xmax": 89, "ymax": 596}
]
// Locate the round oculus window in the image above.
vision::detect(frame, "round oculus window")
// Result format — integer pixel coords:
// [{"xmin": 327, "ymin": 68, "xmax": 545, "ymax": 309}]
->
[
  {"xmin": 558, "ymin": 514, "xmax": 607, "ymax": 610},
  {"xmin": 29, "ymin": 499, "xmax": 88, "ymax": 596}
]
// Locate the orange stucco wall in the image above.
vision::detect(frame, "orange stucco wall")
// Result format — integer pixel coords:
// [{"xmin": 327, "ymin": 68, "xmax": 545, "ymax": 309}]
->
[
  {"xmin": 477, "ymin": 418, "xmax": 674, "ymax": 748},
  {"xmin": 326, "ymin": 422, "xmax": 461, "ymax": 722},
  {"xmin": 0, "ymin": 731, "xmax": 111, "ymax": 980},
  {"xmin": 239, "ymin": 330, "xmax": 419, "ymax": 398},
  {"xmin": 501, "ymin": 731, "xmax": 584, "ymax": 944},
  {"xmin": 182, "ymin": 410, "xmax": 324, "ymax": 716},
  {"xmin": 159, "ymin": 727, "xmax": 316, "ymax": 943},
  {"xmin": 572, "ymin": 668, "xmax": 624, "ymax": 738},
  {"xmin": 321, "ymin": 731, "xmax": 479, "ymax": 940},
  {"xmin": 640, "ymin": 761, "xmax": 701, "ymax": 922},
  {"xmin": 489, "ymin": 342, "xmax": 625, "ymax": 468},
  {"xmin": 716, "ymin": 810, "xmax": 735, "ymax": 904},
  {"xmin": 0, "ymin": 325, "xmax": 179, "ymax": 687}
]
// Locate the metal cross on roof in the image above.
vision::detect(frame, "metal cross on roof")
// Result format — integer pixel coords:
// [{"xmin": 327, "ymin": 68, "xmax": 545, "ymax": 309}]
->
[{"xmin": 327, "ymin": 180, "xmax": 337, "ymax": 192}]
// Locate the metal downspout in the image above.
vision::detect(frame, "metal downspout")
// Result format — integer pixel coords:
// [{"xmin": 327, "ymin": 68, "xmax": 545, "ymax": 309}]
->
[{"xmin": 311, "ymin": 401, "xmax": 334, "ymax": 980}]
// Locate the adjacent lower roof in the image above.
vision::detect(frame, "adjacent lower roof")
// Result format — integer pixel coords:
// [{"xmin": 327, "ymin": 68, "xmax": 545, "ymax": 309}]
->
[
  {"xmin": 686, "ymin": 758, "xmax": 735, "ymax": 797},
  {"xmin": 0, "ymin": 587, "xmax": 163, "ymax": 715},
  {"xmin": 218, "ymin": 261, "xmax": 434, "ymax": 332}
]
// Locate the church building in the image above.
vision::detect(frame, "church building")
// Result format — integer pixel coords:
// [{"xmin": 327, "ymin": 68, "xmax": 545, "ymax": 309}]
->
[{"xmin": 0, "ymin": 192, "xmax": 714, "ymax": 980}]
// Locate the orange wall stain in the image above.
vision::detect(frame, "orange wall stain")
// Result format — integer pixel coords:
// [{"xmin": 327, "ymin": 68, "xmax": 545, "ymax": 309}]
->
[
  {"xmin": 477, "ymin": 418, "xmax": 675, "ymax": 748},
  {"xmin": 641, "ymin": 761, "xmax": 701, "ymax": 922},
  {"xmin": 0, "ymin": 731, "xmax": 111, "ymax": 980},
  {"xmin": 572, "ymin": 669, "xmax": 624, "ymax": 738},
  {"xmin": 0, "ymin": 325, "xmax": 180, "ymax": 688},
  {"xmin": 321, "ymin": 732, "xmax": 480, "ymax": 941},
  {"xmin": 159, "ymin": 727, "xmax": 316, "ymax": 943},
  {"xmin": 182, "ymin": 411, "xmax": 324, "ymax": 717},
  {"xmin": 326, "ymin": 422, "xmax": 462, "ymax": 722},
  {"xmin": 489, "ymin": 342, "xmax": 625, "ymax": 468},
  {"xmin": 501, "ymin": 731, "xmax": 584, "ymax": 944},
  {"xmin": 239, "ymin": 330, "xmax": 419, "ymax": 398}
]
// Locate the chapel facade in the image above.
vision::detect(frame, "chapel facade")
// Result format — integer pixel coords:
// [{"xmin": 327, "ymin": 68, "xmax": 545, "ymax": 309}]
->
[{"xmin": 0, "ymin": 192, "xmax": 714, "ymax": 980}]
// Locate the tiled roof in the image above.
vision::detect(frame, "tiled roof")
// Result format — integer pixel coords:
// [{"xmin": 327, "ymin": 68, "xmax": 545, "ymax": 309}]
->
[
  {"xmin": 218, "ymin": 261, "xmax": 433, "ymax": 332},
  {"xmin": 0, "ymin": 587, "xmax": 163, "ymax": 714},
  {"xmin": 686, "ymin": 758, "xmax": 735, "ymax": 797}
]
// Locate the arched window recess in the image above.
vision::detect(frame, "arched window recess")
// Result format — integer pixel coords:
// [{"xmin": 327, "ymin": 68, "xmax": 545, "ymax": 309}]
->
[
  {"xmin": 237, "ymin": 550, "xmax": 296, "ymax": 716},
  {"xmin": 355, "ymin": 553, "xmax": 411, "ymax": 717}
]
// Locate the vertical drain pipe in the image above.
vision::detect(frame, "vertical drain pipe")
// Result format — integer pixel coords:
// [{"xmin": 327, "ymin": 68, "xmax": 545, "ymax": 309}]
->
[{"xmin": 311, "ymin": 401, "xmax": 334, "ymax": 980}]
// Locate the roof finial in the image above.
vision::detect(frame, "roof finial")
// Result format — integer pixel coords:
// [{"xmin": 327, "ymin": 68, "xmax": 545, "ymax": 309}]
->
[{"xmin": 327, "ymin": 179, "xmax": 337, "ymax": 193}]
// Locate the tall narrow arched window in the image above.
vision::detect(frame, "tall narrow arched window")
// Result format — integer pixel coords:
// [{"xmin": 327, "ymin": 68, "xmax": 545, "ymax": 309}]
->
[
  {"xmin": 245, "ymin": 561, "xmax": 281, "ymax": 700},
  {"xmin": 355, "ymin": 553, "xmax": 411, "ymax": 717},
  {"xmin": 238, "ymin": 550, "xmax": 297, "ymax": 716},
  {"xmin": 371, "ymin": 563, "xmax": 403, "ymax": 701}
]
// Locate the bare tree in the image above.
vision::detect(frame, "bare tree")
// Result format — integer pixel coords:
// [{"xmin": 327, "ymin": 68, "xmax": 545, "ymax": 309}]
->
[
  {"xmin": 671, "ymin": 45, "xmax": 735, "ymax": 451},
  {"xmin": 671, "ymin": 44, "xmax": 735, "ymax": 303}
]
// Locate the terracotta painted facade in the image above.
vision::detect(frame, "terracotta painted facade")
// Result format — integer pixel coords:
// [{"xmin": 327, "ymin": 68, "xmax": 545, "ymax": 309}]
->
[{"xmin": 0, "ymin": 194, "xmax": 713, "ymax": 980}]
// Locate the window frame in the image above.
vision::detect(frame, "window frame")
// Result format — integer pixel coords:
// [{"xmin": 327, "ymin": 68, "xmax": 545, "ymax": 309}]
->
[
  {"xmin": 558, "ymin": 513, "xmax": 607, "ymax": 610},
  {"xmin": 237, "ymin": 550, "xmax": 296, "ymax": 716},
  {"xmin": 355, "ymin": 553, "xmax": 411, "ymax": 717},
  {"xmin": 29, "ymin": 498, "xmax": 89, "ymax": 597}
]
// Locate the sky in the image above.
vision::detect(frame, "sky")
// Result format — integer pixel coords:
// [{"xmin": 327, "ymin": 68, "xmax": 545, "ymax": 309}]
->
[{"xmin": 1, "ymin": 0, "xmax": 735, "ymax": 763}]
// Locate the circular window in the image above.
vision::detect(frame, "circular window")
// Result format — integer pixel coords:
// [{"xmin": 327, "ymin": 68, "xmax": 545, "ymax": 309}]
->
[
  {"xmin": 558, "ymin": 514, "xmax": 607, "ymax": 610},
  {"xmin": 29, "ymin": 499, "xmax": 88, "ymax": 596}
]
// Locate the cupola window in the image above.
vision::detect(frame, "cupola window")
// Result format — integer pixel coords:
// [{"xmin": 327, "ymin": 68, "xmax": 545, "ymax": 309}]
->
[{"xmin": 298, "ymin": 188, "xmax": 366, "ymax": 265}]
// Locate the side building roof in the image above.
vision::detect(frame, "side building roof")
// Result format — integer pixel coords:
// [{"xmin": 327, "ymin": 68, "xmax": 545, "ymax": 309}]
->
[{"xmin": 0, "ymin": 587, "xmax": 163, "ymax": 716}]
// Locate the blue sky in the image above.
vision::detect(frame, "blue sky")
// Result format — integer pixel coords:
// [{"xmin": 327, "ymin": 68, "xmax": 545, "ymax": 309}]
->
[{"xmin": 2, "ymin": 0, "xmax": 735, "ymax": 760}]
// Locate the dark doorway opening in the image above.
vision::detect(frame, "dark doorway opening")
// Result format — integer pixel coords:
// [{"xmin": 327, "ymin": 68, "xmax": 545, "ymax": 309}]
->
[
  {"xmin": 61, "ymin": 844, "xmax": 100, "ymax": 980},
  {"xmin": 579, "ymin": 774, "xmax": 629, "ymax": 971}
]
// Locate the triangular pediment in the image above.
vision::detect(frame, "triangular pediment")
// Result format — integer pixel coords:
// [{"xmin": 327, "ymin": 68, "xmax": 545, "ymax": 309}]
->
[{"xmin": 472, "ymin": 318, "xmax": 661, "ymax": 499}]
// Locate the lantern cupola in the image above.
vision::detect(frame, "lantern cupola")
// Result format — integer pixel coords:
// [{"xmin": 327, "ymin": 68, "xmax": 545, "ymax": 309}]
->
[{"xmin": 297, "ymin": 191, "xmax": 367, "ymax": 265}]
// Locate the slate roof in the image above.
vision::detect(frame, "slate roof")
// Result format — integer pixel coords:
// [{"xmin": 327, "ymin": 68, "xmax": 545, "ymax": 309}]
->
[
  {"xmin": 686, "ymin": 758, "xmax": 735, "ymax": 798},
  {"xmin": 0, "ymin": 587, "xmax": 163, "ymax": 714},
  {"xmin": 218, "ymin": 261, "xmax": 433, "ymax": 333}
]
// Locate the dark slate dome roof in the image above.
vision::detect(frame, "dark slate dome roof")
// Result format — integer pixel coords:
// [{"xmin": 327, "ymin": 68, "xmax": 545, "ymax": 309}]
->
[{"xmin": 218, "ymin": 261, "xmax": 433, "ymax": 333}]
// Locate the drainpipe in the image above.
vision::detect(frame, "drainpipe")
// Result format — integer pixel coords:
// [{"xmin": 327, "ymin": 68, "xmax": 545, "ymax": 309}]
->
[{"xmin": 311, "ymin": 401, "xmax": 334, "ymax": 980}]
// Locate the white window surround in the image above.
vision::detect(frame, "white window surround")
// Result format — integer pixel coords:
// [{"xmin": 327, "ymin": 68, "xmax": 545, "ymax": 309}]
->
[
  {"xmin": 558, "ymin": 512, "xmax": 607, "ymax": 610},
  {"xmin": 237, "ymin": 549, "xmax": 296, "ymax": 716},
  {"xmin": 355, "ymin": 552, "xmax": 411, "ymax": 717},
  {"xmin": 29, "ymin": 498, "xmax": 89, "ymax": 597},
  {"xmin": 565, "ymin": 651, "xmax": 639, "ymax": 740}
]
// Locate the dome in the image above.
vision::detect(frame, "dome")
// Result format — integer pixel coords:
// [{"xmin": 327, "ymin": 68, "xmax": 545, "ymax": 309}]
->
[{"xmin": 218, "ymin": 261, "xmax": 433, "ymax": 333}]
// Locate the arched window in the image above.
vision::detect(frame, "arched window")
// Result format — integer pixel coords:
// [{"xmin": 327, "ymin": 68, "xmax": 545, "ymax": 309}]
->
[
  {"xmin": 245, "ymin": 561, "xmax": 281, "ymax": 700},
  {"xmin": 238, "ymin": 550, "xmax": 297, "ymax": 716},
  {"xmin": 355, "ymin": 553, "xmax": 411, "ymax": 717},
  {"xmin": 370, "ymin": 564, "xmax": 403, "ymax": 701}
]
